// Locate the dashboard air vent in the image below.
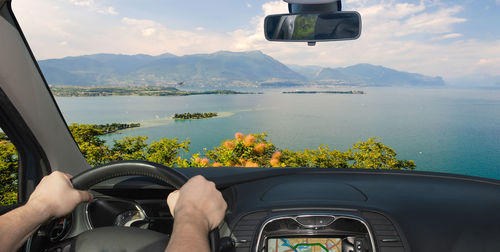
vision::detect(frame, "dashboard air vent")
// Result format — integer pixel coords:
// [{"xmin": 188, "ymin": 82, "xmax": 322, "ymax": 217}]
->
[
  {"xmin": 232, "ymin": 211, "xmax": 268, "ymax": 252},
  {"xmin": 361, "ymin": 211, "xmax": 406, "ymax": 252}
]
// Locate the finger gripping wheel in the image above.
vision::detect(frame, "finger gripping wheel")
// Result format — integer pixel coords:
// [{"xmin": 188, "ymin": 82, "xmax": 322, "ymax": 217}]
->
[{"xmin": 71, "ymin": 160, "xmax": 221, "ymax": 252}]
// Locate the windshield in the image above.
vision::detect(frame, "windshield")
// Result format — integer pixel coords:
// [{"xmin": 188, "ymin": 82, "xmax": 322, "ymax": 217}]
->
[{"xmin": 10, "ymin": 0, "xmax": 500, "ymax": 179}]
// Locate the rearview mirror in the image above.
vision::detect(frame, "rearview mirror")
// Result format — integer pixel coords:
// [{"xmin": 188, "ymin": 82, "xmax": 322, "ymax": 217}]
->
[{"xmin": 264, "ymin": 11, "xmax": 361, "ymax": 42}]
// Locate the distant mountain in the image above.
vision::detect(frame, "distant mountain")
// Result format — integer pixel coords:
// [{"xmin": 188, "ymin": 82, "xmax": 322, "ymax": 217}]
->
[
  {"xmin": 39, "ymin": 51, "xmax": 306, "ymax": 87},
  {"xmin": 39, "ymin": 51, "xmax": 445, "ymax": 88},
  {"xmin": 312, "ymin": 64, "xmax": 445, "ymax": 86}
]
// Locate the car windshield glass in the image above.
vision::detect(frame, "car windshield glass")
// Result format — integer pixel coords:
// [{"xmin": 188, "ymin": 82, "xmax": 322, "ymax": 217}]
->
[{"xmin": 11, "ymin": 0, "xmax": 500, "ymax": 180}]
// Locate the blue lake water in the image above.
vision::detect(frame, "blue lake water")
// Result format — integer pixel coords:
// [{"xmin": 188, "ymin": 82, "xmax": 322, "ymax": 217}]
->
[{"xmin": 55, "ymin": 87, "xmax": 500, "ymax": 180}]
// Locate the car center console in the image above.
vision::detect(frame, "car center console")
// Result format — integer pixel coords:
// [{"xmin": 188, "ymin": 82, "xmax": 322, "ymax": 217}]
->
[
  {"xmin": 255, "ymin": 214, "xmax": 375, "ymax": 252},
  {"xmin": 228, "ymin": 209, "xmax": 408, "ymax": 252}
]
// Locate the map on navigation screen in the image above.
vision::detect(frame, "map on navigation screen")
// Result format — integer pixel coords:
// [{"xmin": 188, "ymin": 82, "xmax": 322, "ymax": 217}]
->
[{"xmin": 267, "ymin": 238, "xmax": 342, "ymax": 252}]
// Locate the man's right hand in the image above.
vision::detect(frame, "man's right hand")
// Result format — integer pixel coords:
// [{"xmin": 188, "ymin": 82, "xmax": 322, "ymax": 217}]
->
[{"xmin": 167, "ymin": 175, "xmax": 227, "ymax": 232}]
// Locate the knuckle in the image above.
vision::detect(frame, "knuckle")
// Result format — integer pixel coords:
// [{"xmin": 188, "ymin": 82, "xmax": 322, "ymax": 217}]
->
[{"xmin": 192, "ymin": 175, "xmax": 205, "ymax": 182}]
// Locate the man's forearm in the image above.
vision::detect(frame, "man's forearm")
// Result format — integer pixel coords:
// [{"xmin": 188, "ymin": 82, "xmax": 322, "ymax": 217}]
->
[
  {"xmin": 0, "ymin": 203, "xmax": 50, "ymax": 252},
  {"xmin": 165, "ymin": 212, "xmax": 211, "ymax": 252}
]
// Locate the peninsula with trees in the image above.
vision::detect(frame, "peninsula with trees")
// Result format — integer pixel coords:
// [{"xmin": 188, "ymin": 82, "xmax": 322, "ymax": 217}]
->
[{"xmin": 93, "ymin": 123, "xmax": 141, "ymax": 134}]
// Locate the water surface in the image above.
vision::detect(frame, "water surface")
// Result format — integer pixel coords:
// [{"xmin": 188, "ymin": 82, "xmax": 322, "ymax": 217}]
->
[{"xmin": 56, "ymin": 87, "xmax": 500, "ymax": 180}]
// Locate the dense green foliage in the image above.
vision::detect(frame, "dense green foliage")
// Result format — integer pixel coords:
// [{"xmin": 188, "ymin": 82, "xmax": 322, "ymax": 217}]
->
[
  {"xmin": 67, "ymin": 124, "xmax": 191, "ymax": 166},
  {"xmin": 0, "ymin": 124, "xmax": 415, "ymax": 206},
  {"xmin": 173, "ymin": 112, "xmax": 218, "ymax": 120},
  {"xmin": 0, "ymin": 140, "xmax": 18, "ymax": 206},
  {"xmin": 0, "ymin": 132, "xmax": 8, "ymax": 140}
]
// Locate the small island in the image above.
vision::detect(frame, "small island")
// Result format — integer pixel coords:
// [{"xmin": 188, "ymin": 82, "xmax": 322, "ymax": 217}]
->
[
  {"xmin": 282, "ymin": 90, "xmax": 365, "ymax": 94},
  {"xmin": 173, "ymin": 112, "xmax": 218, "ymax": 120}
]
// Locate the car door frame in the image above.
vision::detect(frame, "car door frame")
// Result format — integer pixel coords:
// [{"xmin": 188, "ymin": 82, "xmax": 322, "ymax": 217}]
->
[{"xmin": 1, "ymin": 0, "xmax": 90, "ymax": 211}]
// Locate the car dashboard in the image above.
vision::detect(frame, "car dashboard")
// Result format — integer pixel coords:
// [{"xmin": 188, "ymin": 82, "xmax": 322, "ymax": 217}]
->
[{"xmin": 41, "ymin": 167, "xmax": 500, "ymax": 252}]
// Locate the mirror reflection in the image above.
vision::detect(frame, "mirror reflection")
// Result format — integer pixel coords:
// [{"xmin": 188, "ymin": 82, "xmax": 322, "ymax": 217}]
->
[{"xmin": 265, "ymin": 12, "xmax": 361, "ymax": 41}]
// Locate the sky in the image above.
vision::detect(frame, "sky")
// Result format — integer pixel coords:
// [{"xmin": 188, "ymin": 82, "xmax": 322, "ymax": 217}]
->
[{"xmin": 11, "ymin": 0, "xmax": 500, "ymax": 79}]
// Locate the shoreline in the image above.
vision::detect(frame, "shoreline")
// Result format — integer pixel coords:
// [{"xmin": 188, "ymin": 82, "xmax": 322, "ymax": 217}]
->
[{"xmin": 50, "ymin": 86, "xmax": 262, "ymax": 97}]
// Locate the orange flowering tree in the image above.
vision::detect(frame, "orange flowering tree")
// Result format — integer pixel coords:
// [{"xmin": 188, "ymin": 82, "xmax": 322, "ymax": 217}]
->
[{"xmin": 177, "ymin": 133, "xmax": 281, "ymax": 168}]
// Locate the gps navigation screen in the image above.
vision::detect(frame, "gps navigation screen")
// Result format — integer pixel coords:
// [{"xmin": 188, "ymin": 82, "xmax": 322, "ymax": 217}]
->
[{"xmin": 267, "ymin": 237, "xmax": 342, "ymax": 252}]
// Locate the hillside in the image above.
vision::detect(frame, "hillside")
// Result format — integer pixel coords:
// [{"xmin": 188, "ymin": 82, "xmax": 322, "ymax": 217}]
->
[
  {"xmin": 39, "ymin": 51, "xmax": 445, "ymax": 88},
  {"xmin": 39, "ymin": 51, "xmax": 306, "ymax": 88},
  {"xmin": 312, "ymin": 64, "xmax": 445, "ymax": 86}
]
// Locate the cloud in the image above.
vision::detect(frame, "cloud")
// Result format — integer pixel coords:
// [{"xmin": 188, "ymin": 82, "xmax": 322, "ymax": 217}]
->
[
  {"xmin": 68, "ymin": 0, "xmax": 118, "ymax": 15},
  {"xmin": 113, "ymin": 18, "xmax": 232, "ymax": 56},
  {"xmin": 431, "ymin": 33, "xmax": 463, "ymax": 40},
  {"xmin": 11, "ymin": 0, "xmax": 500, "ymax": 79},
  {"xmin": 226, "ymin": 0, "xmax": 499, "ymax": 79},
  {"xmin": 106, "ymin": 7, "xmax": 118, "ymax": 15}
]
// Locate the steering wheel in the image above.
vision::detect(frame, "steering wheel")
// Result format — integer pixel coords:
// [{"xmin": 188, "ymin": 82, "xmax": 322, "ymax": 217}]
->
[{"xmin": 48, "ymin": 160, "xmax": 220, "ymax": 252}]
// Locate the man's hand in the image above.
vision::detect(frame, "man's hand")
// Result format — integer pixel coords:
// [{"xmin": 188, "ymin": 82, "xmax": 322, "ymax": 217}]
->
[
  {"xmin": 26, "ymin": 171, "xmax": 93, "ymax": 221},
  {"xmin": 165, "ymin": 175, "xmax": 227, "ymax": 252},
  {"xmin": 0, "ymin": 171, "xmax": 93, "ymax": 252},
  {"xmin": 167, "ymin": 175, "xmax": 227, "ymax": 232}
]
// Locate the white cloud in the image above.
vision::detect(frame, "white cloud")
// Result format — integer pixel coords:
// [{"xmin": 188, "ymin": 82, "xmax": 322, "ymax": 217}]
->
[
  {"xmin": 431, "ymin": 33, "xmax": 463, "ymax": 40},
  {"xmin": 105, "ymin": 7, "xmax": 118, "ymax": 15},
  {"xmin": 69, "ymin": 0, "xmax": 118, "ymax": 15},
  {"xmin": 69, "ymin": 0, "xmax": 92, "ymax": 7}
]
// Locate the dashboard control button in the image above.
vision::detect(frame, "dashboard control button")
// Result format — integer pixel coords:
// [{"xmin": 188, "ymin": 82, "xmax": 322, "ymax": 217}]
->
[
  {"xmin": 315, "ymin": 216, "xmax": 335, "ymax": 226},
  {"xmin": 355, "ymin": 239, "xmax": 363, "ymax": 252}
]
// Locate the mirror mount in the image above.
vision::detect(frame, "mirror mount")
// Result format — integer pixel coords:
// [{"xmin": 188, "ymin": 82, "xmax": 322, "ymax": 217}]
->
[{"xmin": 287, "ymin": 0, "xmax": 341, "ymax": 14}]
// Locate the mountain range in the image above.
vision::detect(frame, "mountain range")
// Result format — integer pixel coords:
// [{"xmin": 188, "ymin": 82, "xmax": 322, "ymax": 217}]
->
[{"xmin": 38, "ymin": 51, "xmax": 445, "ymax": 88}]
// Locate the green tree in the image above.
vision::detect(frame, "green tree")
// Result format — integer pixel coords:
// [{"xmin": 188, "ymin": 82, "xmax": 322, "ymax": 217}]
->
[
  {"xmin": 281, "ymin": 145, "xmax": 350, "ymax": 168},
  {"xmin": 146, "ymin": 138, "xmax": 190, "ymax": 167},
  {"xmin": 347, "ymin": 137, "xmax": 416, "ymax": 170},
  {"xmin": 112, "ymin": 136, "xmax": 149, "ymax": 161},
  {"xmin": 0, "ymin": 140, "xmax": 18, "ymax": 206},
  {"xmin": 68, "ymin": 123, "xmax": 117, "ymax": 166}
]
